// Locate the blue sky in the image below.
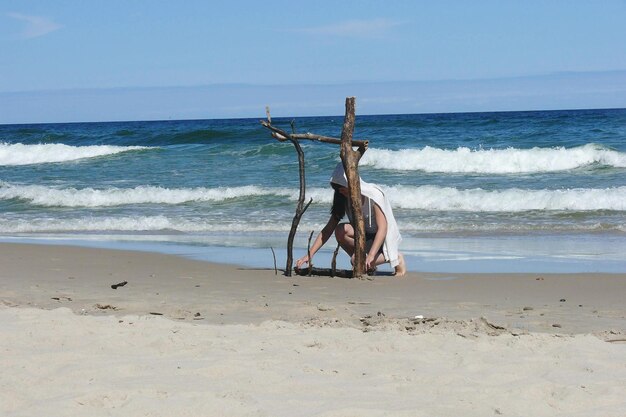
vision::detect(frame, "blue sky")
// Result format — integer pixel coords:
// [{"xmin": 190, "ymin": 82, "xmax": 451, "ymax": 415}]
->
[{"xmin": 1, "ymin": 0, "xmax": 626, "ymax": 123}]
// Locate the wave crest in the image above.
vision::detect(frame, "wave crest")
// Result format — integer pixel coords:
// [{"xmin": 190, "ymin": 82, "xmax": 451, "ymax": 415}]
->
[
  {"xmin": 0, "ymin": 143, "xmax": 151, "ymax": 166},
  {"xmin": 0, "ymin": 216, "xmax": 301, "ymax": 233},
  {"xmin": 360, "ymin": 144, "xmax": 626, "ymax": 173},
  {"xmin": 384, "ymin": 185, "xmax": 626, "ymax": 212},
  {"xmin": 0, "ymin": 215, "xmax": 622, "ymax": 234},
  {"xmin": 0, "ymin": 183, "xmax": 301, "ymax": 207},
  {"xmin": 1, "ymin": 182, "xmax": 624, "ymax": 212}
]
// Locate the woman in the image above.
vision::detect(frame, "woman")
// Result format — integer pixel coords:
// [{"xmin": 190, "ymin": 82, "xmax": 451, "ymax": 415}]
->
[{"xmin": 296, "ymin": 163, "xmax": 406, "ymax": 276}]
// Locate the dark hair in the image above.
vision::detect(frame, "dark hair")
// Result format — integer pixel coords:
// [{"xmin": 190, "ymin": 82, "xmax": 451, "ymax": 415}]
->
[{"xmin": 331, "ymin": 187, "xmax": 347, "ymax": 220}]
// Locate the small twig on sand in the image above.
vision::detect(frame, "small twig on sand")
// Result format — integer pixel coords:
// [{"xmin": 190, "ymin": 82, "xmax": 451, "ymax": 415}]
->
[{"xmin": 111, "ymin": 281, "xmax": 128, "ymax": 290}]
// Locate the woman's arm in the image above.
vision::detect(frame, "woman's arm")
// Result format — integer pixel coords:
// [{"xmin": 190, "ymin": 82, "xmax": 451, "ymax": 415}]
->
[
  {"xmin": 295, "ymin": 215, "xmax": 340, "ymax": 268},
  {"xmin": 366, "ymin": 203, "xmax": 387, "ymax": 270}
]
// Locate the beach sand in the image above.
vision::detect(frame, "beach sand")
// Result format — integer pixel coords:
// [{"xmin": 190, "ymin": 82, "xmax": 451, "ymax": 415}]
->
[{"xmin": 1, "ymin": 242, "xmax": 625, "ymax": 416}]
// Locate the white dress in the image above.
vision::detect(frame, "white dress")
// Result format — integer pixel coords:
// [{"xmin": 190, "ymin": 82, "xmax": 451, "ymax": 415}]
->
[{"xmin": 329, "ymin": 163, "xmax": 402, "ymax": 267}]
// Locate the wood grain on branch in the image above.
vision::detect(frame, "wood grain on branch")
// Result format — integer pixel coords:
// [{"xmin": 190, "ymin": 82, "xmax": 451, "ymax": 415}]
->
[
  {"xmin": 340, "ymin": 97, "xmax": 366, "ymax": 278},
  {"xmin": 291, "ymin": 133, "xmax": 368, "ymax": 149}
]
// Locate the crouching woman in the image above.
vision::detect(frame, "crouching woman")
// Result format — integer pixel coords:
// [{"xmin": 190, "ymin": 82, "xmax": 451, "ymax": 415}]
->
[{"xmin": 295, "ymin": 164, "xmax": 406, "ymax": 276}]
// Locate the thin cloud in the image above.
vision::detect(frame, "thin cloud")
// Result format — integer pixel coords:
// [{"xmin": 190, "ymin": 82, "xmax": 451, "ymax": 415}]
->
[
  {"xmin": 7, "ymin": 12, "xmax": 63, "ymax": 39},
  {"xmin": 295, "ymin": 18, "xmax": 403, "ymax": 38}
]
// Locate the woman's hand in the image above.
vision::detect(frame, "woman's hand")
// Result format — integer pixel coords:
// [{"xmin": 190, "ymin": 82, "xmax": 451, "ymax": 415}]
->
[
  {"xmin": 294, "ymin": 215, "xmax": 339, "ymax": 270},
  {"xmin": 352, "ymin": 253, "xmax": 377, "ymax": 272},
  {"xmin": 295, "ymin": 255, "xmax": 310, "ymax": 269},
  {"xmin": 365, "ymin": 253, "xmax": 376, "ymax": 271}
]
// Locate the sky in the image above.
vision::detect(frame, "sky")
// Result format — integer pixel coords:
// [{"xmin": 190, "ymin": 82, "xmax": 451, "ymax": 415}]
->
[{"xmin": 1, "ymin": 0, "xmax": 626, "ymax": 123}]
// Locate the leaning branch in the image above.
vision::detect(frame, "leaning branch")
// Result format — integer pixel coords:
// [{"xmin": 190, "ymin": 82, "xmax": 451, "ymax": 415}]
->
[
  {"xmin": 260, "ymin": 120, "xmax": 289, "ymax": 141},
  {"xmin": 291, "ymin": 133, "xmax": 368, "ymax": 149},
  {"xmin": 260, "ymin": 120, "xmax": 368, "ymax": 148}
]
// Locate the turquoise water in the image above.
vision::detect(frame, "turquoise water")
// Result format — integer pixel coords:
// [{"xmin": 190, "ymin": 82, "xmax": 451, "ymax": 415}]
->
[{"xmin": 1, "ymin": 109, "xmax": 625, "ymax": 272}]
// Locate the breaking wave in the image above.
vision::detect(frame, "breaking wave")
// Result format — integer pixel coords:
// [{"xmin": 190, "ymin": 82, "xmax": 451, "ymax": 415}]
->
[
  {"xmin": 1, "ymin": 182, "xmax": 625, "ymax": 212},
  {"xmin": 360, "ymin": 143, "xmax": 626, "ymax": 173},
  {"xmin": 0, "ymin": 183, "xmax": 297, "ymax": 207},
  {"xmin": 383, "ymin": 185, "xmax": 626, "ymax": 212},
  {"xmin": 0, "ymin": 143, "xmax": 151, "ymax": 166},
  {"xmin": 0, "ymin": 215, "xmax": 622, "ymax": 234},
  {"xmin": 0, "ymin": 215, "xmax": 299, "ymax": 233}
]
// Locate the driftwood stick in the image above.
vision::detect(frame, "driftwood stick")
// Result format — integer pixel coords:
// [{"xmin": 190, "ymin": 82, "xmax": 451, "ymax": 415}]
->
[
  {"xmin": 303, "ymin": 197, "xmax": 313, "ymax": 213},
  {"xmin": 265, "ymin": 106, "xmax": 272, "ymax": 125},
  {"xmin": 340, "ymin": 97, "xmax": 366, "ymax": 278},
  {"xmin": 291, "ymin": 133, "xmax": 368, "ymax": 149},
  {"xmin": 331, "ymin": 244, "xmax": 340, "ymax": 277},
  {"xmin": 261, "ymin": 120, "xmax": 289, "ymax": 142},
  {"xmin": 271, "ymin": 131, "xmax": 288, "ymax": 141},
  {"xmin": 262, "ymin": 108, "xmax": 313, "ymax": 276},
  {"xmin": 285, "ymin": 140, "xmax": 307, "ymax": 276},
  {"xmin": 270, "ymin": 247, "xmax": 277, "ymax": 275},
  {"xmin": 261, "ymin": 121, "xmax": 368, "ymax": 148},
  {"xmin": 295, "ymin": 267, "xmax": 353, "ymax": 278},
  {"xmin": 306, "ymin": 230, "xmax": 314, "ymax": 277}
]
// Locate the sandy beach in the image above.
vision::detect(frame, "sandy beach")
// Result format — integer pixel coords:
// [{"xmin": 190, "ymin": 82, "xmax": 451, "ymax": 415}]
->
[
  {"xmin": 4, "ymin": 1, "xmax": 626, "ymax": 416},
  {"xmin": 1, "ymin": 242, "xmax": 625, "ymax": 416}
]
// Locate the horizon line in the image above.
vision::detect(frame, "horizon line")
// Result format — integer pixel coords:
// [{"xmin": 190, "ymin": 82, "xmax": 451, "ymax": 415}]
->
[{"xmin": 2, "ymin": 106, "xmax": 625, "ymax": 127}]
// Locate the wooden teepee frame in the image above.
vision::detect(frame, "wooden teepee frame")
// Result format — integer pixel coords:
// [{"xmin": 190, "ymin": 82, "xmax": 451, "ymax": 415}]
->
[{"xmin": 260, "ymin": 97, "xmax": 369, "ymax": 278}]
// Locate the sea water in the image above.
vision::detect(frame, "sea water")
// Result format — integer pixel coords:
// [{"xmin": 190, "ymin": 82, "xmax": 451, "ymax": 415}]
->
[{"xmin": 1, "ymin": 109, "xmax": 625, "ymax": 273}]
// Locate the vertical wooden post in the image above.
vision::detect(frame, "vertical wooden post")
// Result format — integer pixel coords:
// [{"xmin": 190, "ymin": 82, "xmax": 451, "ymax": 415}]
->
[{"xmin": 339, "ymin": 97, "xmax": 366, "ymax": 278}]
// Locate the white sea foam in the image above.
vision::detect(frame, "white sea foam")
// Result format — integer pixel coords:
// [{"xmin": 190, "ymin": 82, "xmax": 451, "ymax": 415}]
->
[
  {"xmin": 360, "ymin": 143, "xmax": 626, "ymax": 173},
  {"xmin": 397, "ymin": 221, "xmax": 626, "ymax": 233},
  {"xmin": 0, "ymin": 142, "xmax": 151, "ymax": 166},
  {"xmin": 0, "ymin": 215, "xmax": 302, "ymax": 233},
  {"xmin": 0, "ymin": 183, "xmax": 297, "ymax": 207},
  {"xmin": 0, "ymin": 214, "xmax": 621, "ymax": 234},
  {"xmin": 383, "ymin": 185, "xmax": 626, "ymax": 212},
  {"xmin": 2, "ymin": 182, "xmax": 624, "ymax": 212}
]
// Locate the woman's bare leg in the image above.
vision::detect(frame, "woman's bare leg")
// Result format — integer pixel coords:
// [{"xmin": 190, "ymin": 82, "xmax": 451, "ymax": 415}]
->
[
  {"xmin": 337, "ymin": 224, "xmax": 389, "ymax": 272},
  {"xmin": 334, "ymin": 223, "xmax": 355, "ymax": 255}
]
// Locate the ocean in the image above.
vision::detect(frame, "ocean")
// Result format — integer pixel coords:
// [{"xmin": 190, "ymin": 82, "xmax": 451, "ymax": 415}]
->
[{"xmin": 1, "ymin": 109, "xmax": 625, "ymax": 273}]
